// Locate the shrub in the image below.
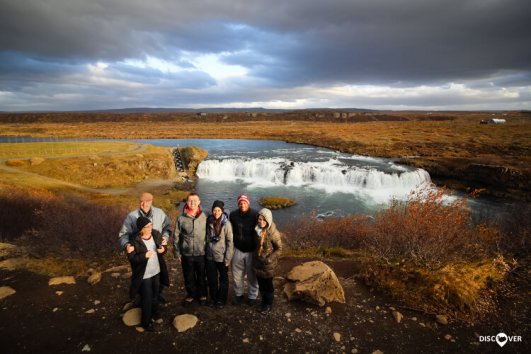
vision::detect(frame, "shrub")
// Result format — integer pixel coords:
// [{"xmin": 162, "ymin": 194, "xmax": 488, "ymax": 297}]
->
[
  {"xmin": 359, "ymin": 255, "xmax": 511, "ymax": 318},
  {"xmin": 284, "ymin": 212, "xmax": 369, "ymax": 250},
  {"xmin": 499, "ymin": 203, "xmax": 530, "ymax": 257},
  {"xmin": 0, "ymin": 187, "xmax": 127, "ymax": 259},
  {"xmin": 0, "ymin": 187, "xmax": 55, "ymax": 241},
  {"xmin": 283, "ymin": 187, "xmax": 511, "ymax": 319},
  {"xmin": 366, "ymin": 187, "xmax": 490, "ymax": 270},
  {"xmin": 259, "ymin": 196, "xmax": 296, "ymax": 209},
  {"xmin": 5, "ymin": 159, "xmax": 25, "ymax": 167}
]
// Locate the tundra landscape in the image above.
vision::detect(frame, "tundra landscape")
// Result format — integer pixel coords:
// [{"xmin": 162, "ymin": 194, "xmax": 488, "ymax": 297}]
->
[
  {"xmin": 2, "ymin": 0, "xmax": 531, "ymax": 352},
  {"xmin": 0, "ymin": 111, "xmax": 529, "ymax": 353}
]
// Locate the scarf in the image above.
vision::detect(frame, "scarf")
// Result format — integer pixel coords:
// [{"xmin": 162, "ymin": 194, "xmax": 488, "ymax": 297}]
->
[
  {"xmin": 257, "ymin": 228, "xmax": 268, "ymax": 257},
  {"xmin": 183, "ymin": 204, "xmax": 202, "ymax": 218}
]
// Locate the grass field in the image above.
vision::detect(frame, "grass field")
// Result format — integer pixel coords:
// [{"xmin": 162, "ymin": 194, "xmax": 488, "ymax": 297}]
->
[{"xmin": 0, "ymin": 141, "xmax": 138, "ymax": 159}]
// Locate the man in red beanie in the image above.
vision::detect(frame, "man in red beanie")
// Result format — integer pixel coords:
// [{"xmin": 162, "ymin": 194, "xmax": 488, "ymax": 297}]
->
[{"xmin": 229, "ymin": 194, "xmax": 259, "ymax": 305}]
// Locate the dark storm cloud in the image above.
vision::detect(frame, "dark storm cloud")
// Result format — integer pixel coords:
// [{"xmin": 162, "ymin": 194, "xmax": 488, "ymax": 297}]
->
[{"xmin": 0, "ymin": 0, "xmax": 530, "ymax": 110}]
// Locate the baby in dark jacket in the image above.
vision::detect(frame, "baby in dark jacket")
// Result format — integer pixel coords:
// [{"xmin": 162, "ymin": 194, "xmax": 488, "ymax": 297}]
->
[{"xmin": 128, "ymin": 216, "xmax": 169, "ymax": 332}]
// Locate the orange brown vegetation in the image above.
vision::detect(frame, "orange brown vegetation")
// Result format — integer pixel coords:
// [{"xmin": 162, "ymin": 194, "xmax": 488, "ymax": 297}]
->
[
  {"xmin": 5, "ymin": 159, "xmax": 25, "ymax": 167},
  {"xmin": 283, "ymin": 187, "xmax": 522, "ymax": 320},
  {"xmin": 0, "ymin": 187, "xmax": 126, "ymax": 260}
]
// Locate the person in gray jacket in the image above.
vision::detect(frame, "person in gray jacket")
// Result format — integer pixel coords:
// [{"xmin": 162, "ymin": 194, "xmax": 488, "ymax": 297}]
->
[
  {"xmin": 118, "ymin": 192, "xmax": 170, "ymax": 302},
  {"xmin": 173, "ymin": 192, "xmax": 208, "ymax": 306},
  {"xmin": 118, "ymin": 192, "xmax": 170, "ymax": 251},
  {"xmin": 205, "ymin": 200, "xmax": 234, "ymax": 309}
]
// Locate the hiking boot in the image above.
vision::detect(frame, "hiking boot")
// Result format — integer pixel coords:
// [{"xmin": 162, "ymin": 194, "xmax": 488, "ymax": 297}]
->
[
  {"xmin": 143, "ymin": 323, "xmax": 155, "ymax": 332},
  {"xmin": 232, "ymin": 295, "xmax": 244, "ymax": 305},
  {"xmin": 259, "ymin": 304, "xmax": 272, "ymax": 314},
  {"xmin": 215, "ymin": 300, "xmax": 225, "ymax": 309},
  {"xmin": 247, "ymin": 298, "xmax": 257, "ymax": 306},
  {"xmin": 182, "ymin": 297, "xmax": 195, "ymax": 306}
]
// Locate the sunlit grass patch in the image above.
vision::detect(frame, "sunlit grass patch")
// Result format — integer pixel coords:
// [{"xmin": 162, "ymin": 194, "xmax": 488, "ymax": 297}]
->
[
  {"xmin": 259, "ymin": 196, "xmax": 296, "ymax": 209},
  {"xmin": 14, "ymin": 145, "xmax": 177, "ymax": 188},
  {"xmin": 0, "ymin": 141, "xmax": 138, "ymax": 158},
  {"xmin": 24, "ymin": 257, "xmax": 93, "ymax": 277}
]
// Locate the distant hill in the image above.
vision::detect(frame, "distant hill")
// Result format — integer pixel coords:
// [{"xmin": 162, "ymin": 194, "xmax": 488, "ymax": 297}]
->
[{"xmin": 84, "ymin": 107, "xmax": 376, "ymax": 114}]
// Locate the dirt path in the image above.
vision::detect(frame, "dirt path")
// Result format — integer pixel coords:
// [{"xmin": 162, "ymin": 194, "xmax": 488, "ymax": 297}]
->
[{"xmin": 1, "ymin": 257, "xmax": 528, "ymax": 354}]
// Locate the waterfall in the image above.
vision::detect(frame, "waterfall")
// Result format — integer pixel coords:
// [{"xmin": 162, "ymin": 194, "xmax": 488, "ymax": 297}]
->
[{"xmin": 197, "ymin": 158, "xmax": 431, "ymax": 196}]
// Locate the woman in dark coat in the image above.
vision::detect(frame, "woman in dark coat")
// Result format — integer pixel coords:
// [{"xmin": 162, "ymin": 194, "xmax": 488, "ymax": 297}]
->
[
  {"xmin": 253, "ymin": 208, "xmax": 282, "ymax": 314},
  {"xmin": 128, "ymin": 216, "xmax": 169, "ymax": 331}
]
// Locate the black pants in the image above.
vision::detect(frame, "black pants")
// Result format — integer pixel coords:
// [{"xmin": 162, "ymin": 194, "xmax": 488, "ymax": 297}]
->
[
  {"xmin": 181, "ymin": 255, "xmax": 207, "ymax": 299},
  {"xmin": 257, "ymin": 276, "xmax": 274, "ymax": 306},
  {"xmin": 140, "ymin": 274, "xmax": 160, "ymax": 328},
  {"xmin": 206, "ymin": 260, "xmax": 229, "ymax": 303}
]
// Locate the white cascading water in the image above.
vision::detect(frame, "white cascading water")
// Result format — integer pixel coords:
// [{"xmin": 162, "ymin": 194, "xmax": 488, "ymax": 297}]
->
[{"xmin": 197, "ymin": 158, "xmax": 431, "ymax": 198}]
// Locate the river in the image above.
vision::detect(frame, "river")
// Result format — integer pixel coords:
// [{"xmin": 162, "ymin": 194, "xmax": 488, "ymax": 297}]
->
[
  {"xmin": 1, "ymin": 136, "xmax": 508, "ymax": 227},
  {"xmin": 130, "ymin": 138, "xmax": 435, "ymax": 226}
]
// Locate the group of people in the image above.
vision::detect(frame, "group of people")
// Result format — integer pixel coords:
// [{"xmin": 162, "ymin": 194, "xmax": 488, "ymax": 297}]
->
[{"xmin": 118, "ymin": 192, "xmax": 282, "ymax": 332}]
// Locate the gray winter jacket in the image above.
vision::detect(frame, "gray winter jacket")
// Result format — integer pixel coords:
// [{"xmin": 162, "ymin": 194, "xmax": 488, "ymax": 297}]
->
[
  {"xmin": 206, "ymin": 213, "xmax": 234, "ymax": 263},
  {"xmin": 173, "ymin": 208, "xmax": 207, "ymax": 258},
  {"xmin": 118, "ymin": 206, "xmax": 170, "ymax": 250}
]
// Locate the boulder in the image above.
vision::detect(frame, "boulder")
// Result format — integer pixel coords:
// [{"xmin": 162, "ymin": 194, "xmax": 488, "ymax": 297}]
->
[
  {"xmin": 123, "ymin": 301, "xmax": 135, "ymax": 312},
  {"xmin": 123, "ymin": 308, "xmax": 141, "ymax": 326},
  {"xmin": 436, "ymin": 314, "xmax": 448, "ymax": 325},
  {"xmin": 173, "ymin": 314, "xmax": 198, "ymax": 332},
  {"xmin": 48, "ymin": 276, "xmax": 76, "ymax": 286},
  {"xmin": 87, "ymin": 272, "xmax": 102, "ymax": 285},
  {"xmin": 392, "ymin": 311, "xmax": 403, "ymax": 324},
  {"xmin": 283, "ymin": 261, "xmax": 345, "ymax": 306},
  {"xmin": 0, "ymin": 286, "xmax": 16, "ymax": 300}
]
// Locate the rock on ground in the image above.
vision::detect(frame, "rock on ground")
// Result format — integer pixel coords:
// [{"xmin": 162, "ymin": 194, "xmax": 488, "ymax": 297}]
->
[
  {"xmin": 283, "ymin": 260, "xmax": 345, "ymax": 306},
  {"xmin": 122, "ymin": 308, "xmax": 141, "ymax": 326},
  {"xmin": 0, "ymin": 286, "xmax": 16, "ymax": 299},
  {"xmin": 436, "ymin": 314, "xmax": 448, "ymax": 325},
  {"xmin": 392, "ymin": 311, "xmax": 403, "ymax": 324},
  {"xmin": 48, "ymin": 276, "xmax": 76, "ymax": 286},
  {"xmin": 87, "ymin": 272, "xmax": 102, "ymax": 285},
  {"xmin": 173, "ymin": 314, "xmax": 199, "ymax": 332}
]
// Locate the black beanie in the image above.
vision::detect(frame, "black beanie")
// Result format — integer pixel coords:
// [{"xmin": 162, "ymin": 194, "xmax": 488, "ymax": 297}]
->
[
  {"xmin": 212, "ymin": 200, "xmax": 225, "ymax": 212},
  {"xmin": 136, "ymin": 216, "xmax": 152, "ymax": 231}
]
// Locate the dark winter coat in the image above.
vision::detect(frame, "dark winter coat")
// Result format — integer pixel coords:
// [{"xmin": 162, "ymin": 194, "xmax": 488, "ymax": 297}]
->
[
  {"xmin": 229, "ymin": 208, "xmax": 258, "ymax": 252},
  {"xmin": 127, "ymin": 230, "xmax": 169, "ymax": 299}
]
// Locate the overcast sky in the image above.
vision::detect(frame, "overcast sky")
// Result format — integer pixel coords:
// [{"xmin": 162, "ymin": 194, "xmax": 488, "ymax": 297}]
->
[{"xmin": 1, "ymin": 0, "xmax": 530, "ymax": 111}]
